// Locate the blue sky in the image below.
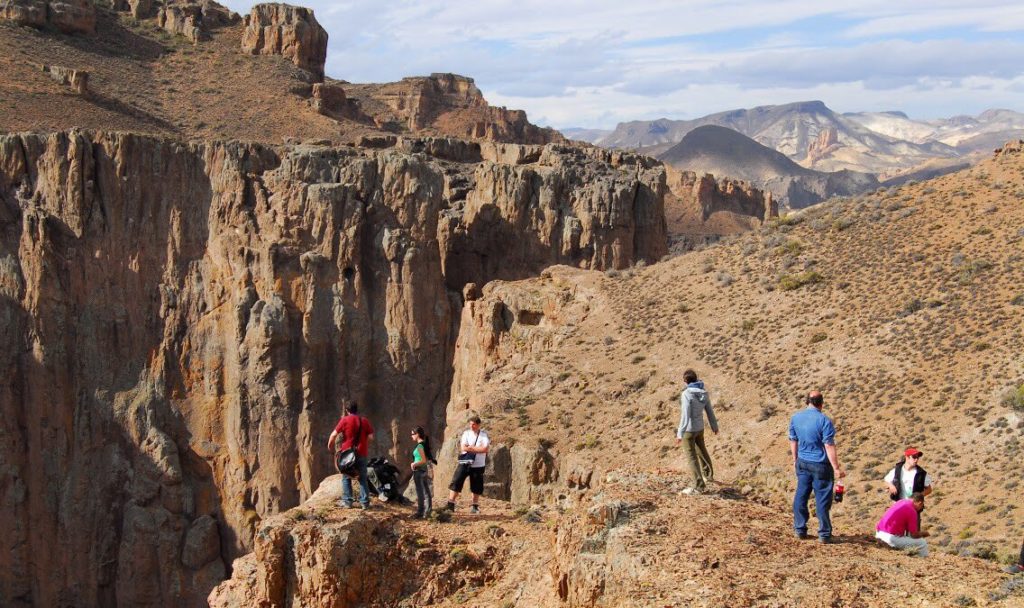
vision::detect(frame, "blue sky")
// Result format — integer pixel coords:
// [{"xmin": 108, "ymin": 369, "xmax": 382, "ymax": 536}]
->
[{"xmin": 222, "ymin": 1, "xmax": 1024, "ymax": 129}]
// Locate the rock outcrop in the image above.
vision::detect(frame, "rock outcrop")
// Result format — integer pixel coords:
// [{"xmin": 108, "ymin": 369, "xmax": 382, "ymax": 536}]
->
[
  {"xmin": 155, "ymin": 0, "xmax": 237, "ymax": 43},
  {"xmin": 665, "ymin": 167, "xmax": 776, "ymax": 232},
  {"xmin": 208, "ymin": 475, "xmax": 509, "ymax": 608},
  {"xmin": 0, "ymin": 130, "xmax": 666, "ymax": 606},
  {"xmin": 241, "ymin": 3, "xmax": 328, "ymax": 79},
  {"xmin": 370, "ymin": 74, "xmax": 563, "ymax": 145},
  {"xmin": 310, "ymin": 82, "xmax": 347, "ymax": 115},
  {"xmin": 111, "ymin": 0, "xmax": 155, "ymax": 19},
  {"xmin": 0, "ymin": 0, "xmax": 95, "ymax": 34},
  {"xmin": 41, "ymin": 64, "xmax": 89, "ymax": 96},
  {"xmin": 806, "ymin": 125, "xmax": 839, "ymax": 164}
]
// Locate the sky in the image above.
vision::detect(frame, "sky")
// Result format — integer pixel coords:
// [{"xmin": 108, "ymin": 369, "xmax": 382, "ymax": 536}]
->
[{"xmin": 221, "ymin": 1, "xmax": 1024, "ymax": 130}]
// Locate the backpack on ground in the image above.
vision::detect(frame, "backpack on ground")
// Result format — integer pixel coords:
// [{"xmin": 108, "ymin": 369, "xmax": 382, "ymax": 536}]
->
[{"xmin": 367, "ymin": 456, "xmax": 405, "ymax": 503}]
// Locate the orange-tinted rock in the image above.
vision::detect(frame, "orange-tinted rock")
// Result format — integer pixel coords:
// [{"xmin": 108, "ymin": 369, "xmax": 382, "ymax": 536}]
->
[{"xmin": 241, "ymin": 3, "xmax": 328, "ymax": 79}]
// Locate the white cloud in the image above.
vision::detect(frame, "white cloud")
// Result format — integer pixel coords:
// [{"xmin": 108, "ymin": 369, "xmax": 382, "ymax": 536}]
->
[{"xmin": 220, "ymin": 1, "xmax": 1024, "ymax": 128}]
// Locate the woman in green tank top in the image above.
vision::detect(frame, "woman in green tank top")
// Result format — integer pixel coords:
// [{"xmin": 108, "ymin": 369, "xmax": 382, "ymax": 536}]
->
[{"xmin": 410, "ymin": 427, "xmax": 436, "ymax": 519}]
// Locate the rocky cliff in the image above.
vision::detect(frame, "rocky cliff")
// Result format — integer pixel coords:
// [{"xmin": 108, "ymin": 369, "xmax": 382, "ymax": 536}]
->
[
  {"xmin": 663, "ymin": 167, "xmax": 776, "ymax": 243},
  {"xmin": 0, "ymin": 0, "xmax": 96, "ymax": 34},
  {"xmin": 0, "ymin": 130, "xmax": 665, "ymax": 606},
  {"xmin": 241, "ymin": 3, "xmax": 327, "ymax": 78},
  {"xmin": 354, "ymin": 73, "xmax": 564, "ymax": 145}
]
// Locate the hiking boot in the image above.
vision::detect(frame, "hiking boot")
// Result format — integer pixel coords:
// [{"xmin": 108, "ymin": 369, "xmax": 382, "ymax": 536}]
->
[
  {"xmin": 470, "ymin": 504, "xmax": 480, "ymax": 514},
  {"xmin": 445, "ymin": 501, "xmax": 456, "ymax": 512},
  {"xmin": 818, "ymin": 536, "xmax": 834, "ymax": 545},
  {"xmin": 1004, "ymin": 564, "xmax": 1024, "ymax": 574},
  {"xmin": 360, "ymin": 503, "xmax": 370, "ymax": 510},
  {"xmin": 794, "ymin": 531, "xmax": 810, "ymax": 540},
  {"xmin": 341, "ymin": 501, "xmax": 354, "ymax": 509}
]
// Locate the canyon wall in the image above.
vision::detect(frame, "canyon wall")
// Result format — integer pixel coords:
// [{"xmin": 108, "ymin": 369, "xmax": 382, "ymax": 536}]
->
[{"xmin": 0, "ymin": 130, "xmax": 665, "ymax": 606}]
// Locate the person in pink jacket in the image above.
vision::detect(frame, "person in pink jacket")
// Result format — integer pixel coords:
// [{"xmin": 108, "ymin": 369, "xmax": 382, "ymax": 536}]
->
[{"xmin": 875, "ymin": 492, "xmax": 929, "ymax": 557}]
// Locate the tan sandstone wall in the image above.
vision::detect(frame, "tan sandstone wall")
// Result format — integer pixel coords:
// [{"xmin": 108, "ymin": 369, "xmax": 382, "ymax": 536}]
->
[{"xmin": 0, "ymin": 130, "xmax": 665, "ymax": 606}]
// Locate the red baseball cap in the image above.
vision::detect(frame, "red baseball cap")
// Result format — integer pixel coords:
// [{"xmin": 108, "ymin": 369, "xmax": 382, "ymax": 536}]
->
[{"xmin": 904, "ymin": 447, "xmax": 923, "ymax": 457}]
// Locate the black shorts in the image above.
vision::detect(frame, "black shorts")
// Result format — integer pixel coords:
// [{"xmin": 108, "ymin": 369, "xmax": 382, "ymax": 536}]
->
[{"xmin": 449, "ymin": 464, "xmax": 485, "ymax": 495}]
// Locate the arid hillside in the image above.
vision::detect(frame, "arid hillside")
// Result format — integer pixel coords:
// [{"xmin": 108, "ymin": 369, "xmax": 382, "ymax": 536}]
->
[
  {"xmin": 445, "ymin": 141, "xmax": 1024, "ymax": 561},
  {"xmin": 0, "ymin": 2, "xmax": 560, "ymax": 146},
  {"xmin": 4, "ymin": 3, "xmax": 1023, "ymax": 608},
  {"xmin": 212, "ymin": 141, "xmax": 1024, "ymax": 607}
]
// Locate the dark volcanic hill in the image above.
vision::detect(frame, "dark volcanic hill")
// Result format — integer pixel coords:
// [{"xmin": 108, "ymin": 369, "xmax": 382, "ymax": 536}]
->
[{"xmin": 659, "ymin": 125, "xmax": 879, "ymax": 208}]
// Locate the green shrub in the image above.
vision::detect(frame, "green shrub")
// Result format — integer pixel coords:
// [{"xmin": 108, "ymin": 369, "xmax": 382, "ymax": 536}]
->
[
  {"xmin": 1002, "ymin": 384, "xmax": 1024, "ymax": 411},
  {"xmin": 778, "ymin": 271, "xmax": 823, "ymax": 291}
]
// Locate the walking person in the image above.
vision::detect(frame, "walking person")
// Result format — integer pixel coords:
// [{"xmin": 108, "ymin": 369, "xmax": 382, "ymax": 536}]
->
[
  {"xmin": 675, "ymin": 369, "xmax": 719, "ymax": 494},
  {"xmin": 884, "ymin": 447, "xmax": 933, "ymax": 500},
  {"xmin": 445, "ymin": 415, "xmax": 490, "ymax": 514},
  {"xmin": 327, "ymin": 401, "xmax": 375, "ymax": 510},
  {"xmin": 410, "ymin": 426, "xmax": 437, "ymax": 519},
  {"xmin": 788, "ymin": 390, "xmax": 846, "ymax": 543},
  {"xmin": 875, "ymin": 492, "xmax": 930, "ymax": 556}
]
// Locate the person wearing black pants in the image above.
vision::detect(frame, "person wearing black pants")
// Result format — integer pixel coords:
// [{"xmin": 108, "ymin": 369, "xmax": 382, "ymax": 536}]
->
[{"xmin": 409, "ymin": 426, "xmax": 436, "ymax": 519}]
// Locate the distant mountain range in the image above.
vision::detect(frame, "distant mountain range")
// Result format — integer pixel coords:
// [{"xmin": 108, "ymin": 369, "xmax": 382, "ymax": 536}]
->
[
  {"xmin": 660, "ymin": 125, "xmax": 878, "ymax": 208},
  {"xmin": 562, "ymin": 102, "xmax": 1024, "ymax": 177}
]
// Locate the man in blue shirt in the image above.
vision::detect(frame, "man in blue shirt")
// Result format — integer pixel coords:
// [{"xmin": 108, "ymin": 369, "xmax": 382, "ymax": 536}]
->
[{"xmin": 788, "ymin": 390, "xmax": 846, "ymax": 543}]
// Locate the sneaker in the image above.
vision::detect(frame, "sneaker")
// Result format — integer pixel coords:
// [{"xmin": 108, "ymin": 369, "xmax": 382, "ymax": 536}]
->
[
  {"xmin": 795, "ymin": 531, "xmax": 810, "ymax": 540},
  {"xmin": 360, "ymin": 503, "xmax": 370, "ymax": 510},
  {"xmin": 341, "ymin": 501, "xmax": 353, "ymax": 509},
  {"xmin": 1004, "ymin": 564, "xmax": 1024, "ymax": 574},
  {"xmin": 681, "ymin": 487, "xmax": 704, "ymax": 496},
  {"xmin": 446, "ymin": 502, "xmax": 456, "ymax": 512},
  {"xmin": 818, "ymin": 536, "xmax": 834, "ymax": 545},
  {"xmin": 470, "ymin": 504, "xmax": 480, "ymax": 514}
]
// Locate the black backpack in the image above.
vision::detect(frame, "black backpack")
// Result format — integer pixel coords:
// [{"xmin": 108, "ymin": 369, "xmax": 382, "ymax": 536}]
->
[{"xmin": 367, "ymin": 456, "xmax": 405, "ymax": 503}]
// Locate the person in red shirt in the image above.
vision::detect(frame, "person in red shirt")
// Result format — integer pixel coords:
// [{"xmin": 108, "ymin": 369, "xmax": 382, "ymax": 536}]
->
[
  {"xmin": 327, "ymin": 401, "xmax": 375, "ymax": 509},
  {"xmin": 875, "ymin": 492, "xmax": 929, "ymax": 556}
]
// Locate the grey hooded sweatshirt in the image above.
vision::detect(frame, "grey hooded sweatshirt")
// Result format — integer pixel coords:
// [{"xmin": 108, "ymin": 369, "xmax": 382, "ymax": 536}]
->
[{"xmin": 677, "ymin": 380, "xmax": 719, "ymax": 437}]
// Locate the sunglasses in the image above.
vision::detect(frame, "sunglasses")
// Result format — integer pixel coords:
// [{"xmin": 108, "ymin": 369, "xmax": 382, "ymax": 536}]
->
[{"xmin": 908, "ymin": 454, "xmax": 921, "ymax": 459}]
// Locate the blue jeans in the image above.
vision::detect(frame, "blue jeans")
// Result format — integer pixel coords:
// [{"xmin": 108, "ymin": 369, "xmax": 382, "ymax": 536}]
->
[
  {"xmin": 793, "ymin": 458, "xmax": 834, "ymax": 538},
  {"xmin": 342, "ymin": 456, "xmax": 370, "ymax": 506}
]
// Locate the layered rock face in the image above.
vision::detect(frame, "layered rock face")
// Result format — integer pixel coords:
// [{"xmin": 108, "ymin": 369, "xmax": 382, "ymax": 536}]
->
[
  {"xmin": 372, "ymin": 74, "xmax": 563, "ymax": 145},
  {"xmin": 669, "ymin": 169, "xmax": 776, "ymax": 224},
  {"xmin": 0, "ymin": 0, "xmax": 96, "ymax": 34},
  {"xmin": 0, "ymin": 130, "xmax": 665, "ymax": 606},
  {"xmin": 241, "ymin": 3, "xmax": 328, "ymax": 79},
  {"xmin": 662, "ymin": 166, "xmax": 776, "ymax": 245},
  {"xmin": 436, "ymin": 272, "xmax": 597, "ymax": 505}
]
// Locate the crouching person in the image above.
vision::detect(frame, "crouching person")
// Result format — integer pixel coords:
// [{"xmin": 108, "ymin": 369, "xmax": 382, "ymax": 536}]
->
[{"xmin": 875, "ymin": 492, "xmax": 930, "ymax": 556}]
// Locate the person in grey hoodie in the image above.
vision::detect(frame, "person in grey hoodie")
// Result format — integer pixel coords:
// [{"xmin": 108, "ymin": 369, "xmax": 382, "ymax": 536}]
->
[{"xmin": 675, "ymin": 369, "xmax": 719, "ymax": 493}]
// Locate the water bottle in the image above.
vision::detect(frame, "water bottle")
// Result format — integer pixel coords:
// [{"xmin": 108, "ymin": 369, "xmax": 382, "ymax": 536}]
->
[{"xmin": 834, "ymin": 481, "xmax": 845, "ymax": 503}]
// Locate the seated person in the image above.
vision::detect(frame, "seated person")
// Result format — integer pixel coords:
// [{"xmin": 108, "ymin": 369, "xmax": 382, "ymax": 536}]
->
[{"xmin": 875, "ymin": 492, "xmax": 929, "ymax": 557}]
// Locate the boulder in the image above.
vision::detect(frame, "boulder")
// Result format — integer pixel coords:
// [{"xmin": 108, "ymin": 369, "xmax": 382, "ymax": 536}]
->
[
  {"xmin": 241, "ymin": 3, "xmax": 328, "ymax": 79},
  {"xmin": 41, "ymin": 64, "xmax": 89, "ymax": 96}
]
